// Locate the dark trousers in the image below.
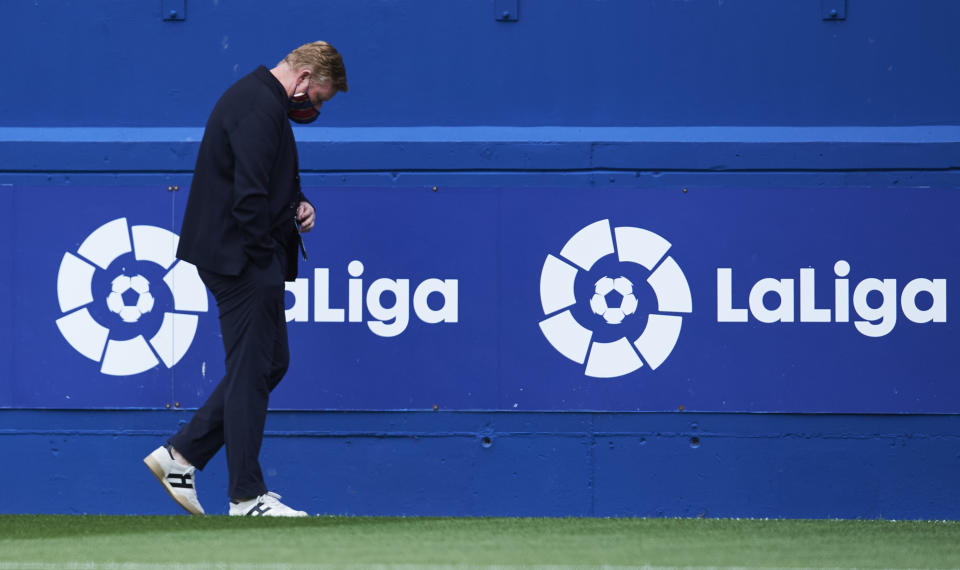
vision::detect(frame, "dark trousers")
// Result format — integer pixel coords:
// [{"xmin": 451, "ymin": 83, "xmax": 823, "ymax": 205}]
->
[{"xmin": 169, "ymin": 253, "xmax": 289, "ymax": 500}]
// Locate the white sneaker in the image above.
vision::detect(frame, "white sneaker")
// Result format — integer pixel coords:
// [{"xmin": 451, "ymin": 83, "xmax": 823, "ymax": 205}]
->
[
  {"xmin": 143, "ymin": 445, "xmax": 205, "ymax": 515},
  {"xmin": 229, "ymin": 492, "xmax": 308, "ymax": 517}
]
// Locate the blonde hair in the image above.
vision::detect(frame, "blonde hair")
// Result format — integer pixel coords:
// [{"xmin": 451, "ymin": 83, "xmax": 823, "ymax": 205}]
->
[{"xmin": 283, "ymin": 41, "xmax": 349, "ymax": 93}]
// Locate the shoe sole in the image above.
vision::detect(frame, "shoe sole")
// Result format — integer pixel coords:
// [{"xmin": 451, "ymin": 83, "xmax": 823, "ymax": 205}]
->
[
  {"xmin": 229, "ymin": 511, "xmax": 309, "ymax": 517},
  {"xmin": 144, "ymin": 453, "xmax": 204, "ymax": 516}
]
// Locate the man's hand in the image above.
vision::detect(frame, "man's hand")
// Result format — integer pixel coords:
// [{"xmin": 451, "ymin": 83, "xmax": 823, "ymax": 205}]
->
[{"xmin": 297, "ymin": 201, "xmax": 315, "ymax": 232}]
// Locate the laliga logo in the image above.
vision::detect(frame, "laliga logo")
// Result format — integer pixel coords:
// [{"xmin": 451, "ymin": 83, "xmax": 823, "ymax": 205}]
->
[
  {"xmin": 539, "ymin": 219, "xmax": 692, "ymax": 378},
  {"xmin": 55, "ymin": 218, "xmax": 209, "ymax": 376}
]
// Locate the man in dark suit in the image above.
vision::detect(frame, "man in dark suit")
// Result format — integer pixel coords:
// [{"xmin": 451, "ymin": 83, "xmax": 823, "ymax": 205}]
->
[{"xmin": 144, "ymin": 41, "xmax": 348, "ymax": 517}]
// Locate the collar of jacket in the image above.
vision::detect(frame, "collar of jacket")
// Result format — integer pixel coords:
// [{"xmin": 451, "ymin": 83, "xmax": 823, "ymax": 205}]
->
[{"xmin": 252, "ymin": 65, "xmax": 290, "ymax": 109}]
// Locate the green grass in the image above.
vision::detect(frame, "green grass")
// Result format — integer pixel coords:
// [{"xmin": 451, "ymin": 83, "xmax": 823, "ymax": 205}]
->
[{"xmin": 1, "ymin": 516, "xmax": 959, "ymax": 569}]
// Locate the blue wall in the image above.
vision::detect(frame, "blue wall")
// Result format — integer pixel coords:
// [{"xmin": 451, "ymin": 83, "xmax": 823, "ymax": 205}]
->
[
  {"xmin": 1, "ymin": 0, "xmax": 959, "ymax": 518},
  {"xmin": 2, "ymin": 410, "xmax": 959, "ymax": 518},
  {"xmin": 2, "ymin": 0, "xmax": 959, "ymax": 127}
]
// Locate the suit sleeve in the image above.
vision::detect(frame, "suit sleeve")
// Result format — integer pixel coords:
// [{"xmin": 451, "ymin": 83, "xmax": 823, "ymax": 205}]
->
[
  {"xmin": 228, "ymin": 110, "xmax": 280, "ymax": 268},
  {"xmin": 294, "ymin": 148, "xmax": 311, "ymax": 211},
  {"xmin": 298, "ymin": 191, "xmax": 313, "ymax": 212}
]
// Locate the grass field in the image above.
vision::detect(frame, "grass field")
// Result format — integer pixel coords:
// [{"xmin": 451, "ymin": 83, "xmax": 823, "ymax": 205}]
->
[{"xmin": 1, "ymin": 516, "xmax": 959, "ymax": 569}]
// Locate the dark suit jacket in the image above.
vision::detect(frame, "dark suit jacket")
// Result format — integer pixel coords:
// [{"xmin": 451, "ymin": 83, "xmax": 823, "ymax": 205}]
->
[{"xmin": 177, "ymin": 65, "xmax": 306, "ymax": 281}]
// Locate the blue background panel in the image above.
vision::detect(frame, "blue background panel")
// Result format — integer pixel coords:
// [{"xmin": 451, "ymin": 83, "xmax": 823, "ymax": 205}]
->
[
  {"xmin": 12, "ymin": 185, "xmax": 214, "ymax": 408},
  {"xmin": 500, "ymin": 186, "xmax": 960, "ymax": 413},
  {"xmin": 171, "ymin": 186, "xmax": 501, "ymax": 410},
  {"xmin": 17, "ymin": 184, "xmax": 959, "ymax": 413},
  {"xmin": 277, "ymin": 186, "xmax": 498, "ymax": 411},
  {"xmin": 0, "ymin": 186, "xmax": 12, "ymax": 408}
]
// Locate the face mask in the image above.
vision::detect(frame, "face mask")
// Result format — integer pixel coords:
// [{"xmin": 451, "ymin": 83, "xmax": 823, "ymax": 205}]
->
[{"xmin": 288, "ymin": 79, "xmax": 320, "ymax": 124}]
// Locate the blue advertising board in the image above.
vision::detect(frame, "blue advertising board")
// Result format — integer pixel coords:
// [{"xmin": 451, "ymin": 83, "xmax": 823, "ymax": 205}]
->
[{"xmin": 3, "ymin": 185, "xmax": 957, "ymax": 412}]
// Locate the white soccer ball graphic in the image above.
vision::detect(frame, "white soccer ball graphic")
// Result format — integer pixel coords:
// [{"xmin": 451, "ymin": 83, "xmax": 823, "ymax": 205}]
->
[
  {"xmin": 56, "ymin": 217, "xmax": 210, "ymax": 376},
  {"xmin": 538, "ymin": 219, "xmax": 693, "ymax": 378},
  {"xmin": 589, "ymin": 276, "xmax": 638, "ymax": 325},
  {"xmin": 106, "ymin": 274, "xmax": 155, "ymax": 323}
]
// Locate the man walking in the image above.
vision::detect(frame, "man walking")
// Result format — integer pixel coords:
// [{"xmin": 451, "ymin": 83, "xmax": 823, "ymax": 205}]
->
[{"xmin": 144, "ymin": 41, "xmax": 348, "ymax": 517}]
